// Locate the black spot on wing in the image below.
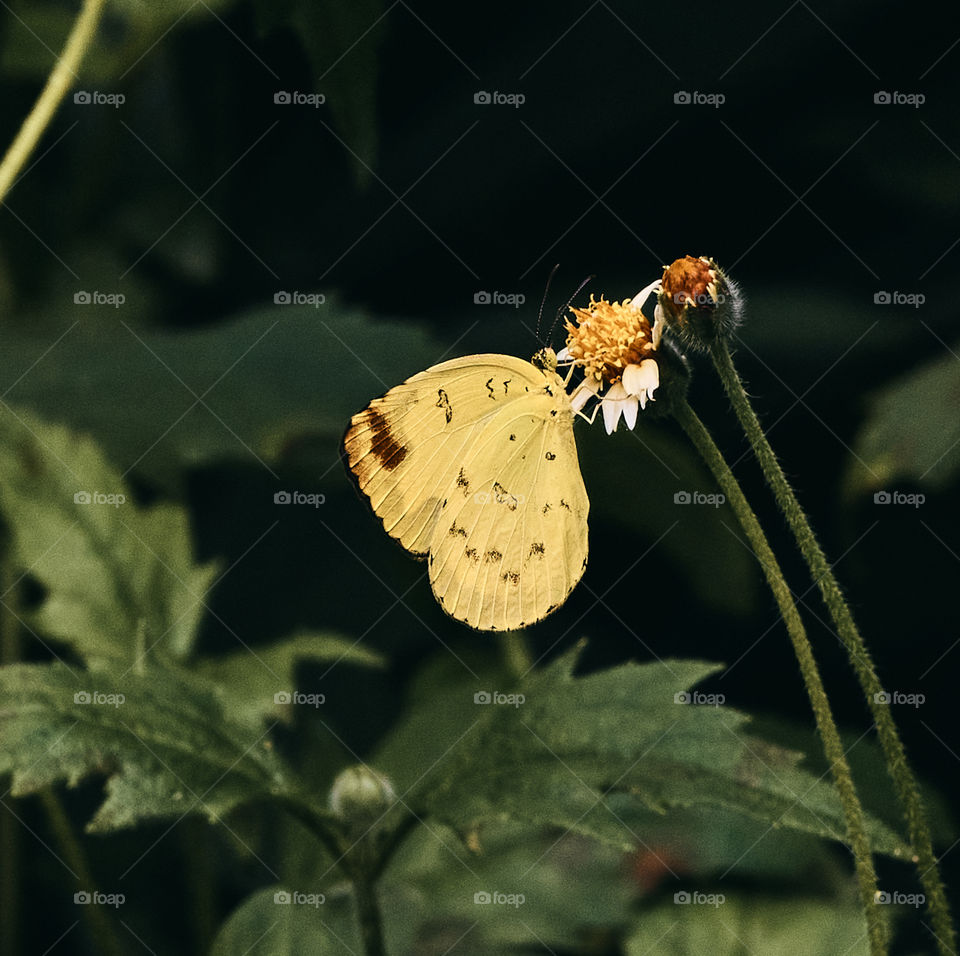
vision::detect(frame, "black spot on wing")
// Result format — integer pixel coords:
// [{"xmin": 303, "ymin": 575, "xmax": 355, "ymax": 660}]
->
[
  {"xmin": 435, "ymin": 388, "xmax": 453, "ymax": 423},
  {"xmin": 545, "ymin": 451, "xmax": 556, "ymax": 460},
  {"xmin": 465, "ymin": 547, "xmax": 479, "ymax": 563},
  {"xmin": 456, "ymin": 468, "xmax": 469, "ymax": 494},
  {"xmin": 484, "ymin": 549, "xmax": 502, "ymax": 563},
  {"xmin": 528, "ymin": 542, "xmax": 545, "ymax": 558},
  {"xmin": 559, "ymin": 499, "xmax": 572, "ymax": 511},
  {"xmin": 542, "ymin": 503, "xmax": 551, "ymax": 514},
  {"xmin": 492, "ymin": 481, "xmax": 519, "ymax": 511},
  {"xmin": 486, "ymin": 378, "xmax": 495, "ymax": 398},
  {"xmin": 448, "ymin": 522, "xmax": 468, "ymax": 538},
  {"xmin": 501, "ymin": 570, "xmax": 520, "ymax": 585}
]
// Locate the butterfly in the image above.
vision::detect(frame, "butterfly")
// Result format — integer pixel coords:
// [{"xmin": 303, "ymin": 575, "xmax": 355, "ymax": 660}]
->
[{"xmin": 342, "ymin": 349, "xmax": 589, "ymax": 631}]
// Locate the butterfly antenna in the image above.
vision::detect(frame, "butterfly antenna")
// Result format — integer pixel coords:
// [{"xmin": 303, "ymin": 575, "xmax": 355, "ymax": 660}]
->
[
  {"xmin": 547, "ymin": 274, "xmax": 594, "ymax": 346},
  {"xmin": 536, "ymin": 263, "xmax": 562, "ymax": 343}
]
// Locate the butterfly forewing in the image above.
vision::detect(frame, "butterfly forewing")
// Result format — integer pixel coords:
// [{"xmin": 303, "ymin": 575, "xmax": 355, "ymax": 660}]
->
[{"xmin": 343, "ymin": 354, "xmax": 589, "ymax": 630}]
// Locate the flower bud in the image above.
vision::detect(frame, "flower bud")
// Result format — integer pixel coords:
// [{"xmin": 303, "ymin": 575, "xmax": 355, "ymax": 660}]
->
[
  {"xmin": 328, "ymin": 765, "xmax": 397, "ymax": 828},
  {"xmin": 655, "ymin": 256, "xmax": 742, "ymax": 352}
]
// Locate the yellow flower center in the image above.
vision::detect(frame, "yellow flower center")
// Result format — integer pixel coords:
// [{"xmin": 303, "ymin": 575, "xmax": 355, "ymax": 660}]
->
[{"xmin": 565, "ymin": 295, "xmax": 655, "ymax": 385}]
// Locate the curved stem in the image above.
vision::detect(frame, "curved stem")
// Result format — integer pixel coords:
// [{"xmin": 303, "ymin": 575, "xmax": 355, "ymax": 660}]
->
[
  {"xmin": 0, "ymin": 0, "xmax": 109, "ymax": 207},
  {"xmin": 39, "ymin": 790, "xmax": 125, "ymax": 956},
  {"xmin": 674, "ymin": 398, "xmax": 888, "ymax": 954},
  {"xmin": 711, "ymin": 339, "xmax": 956, "ymax": 955}
]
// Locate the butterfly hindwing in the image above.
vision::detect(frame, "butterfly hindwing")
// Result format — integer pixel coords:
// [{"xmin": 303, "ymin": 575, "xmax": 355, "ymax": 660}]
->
[
  {"xmin": 343, "ymin": 354, "xmax": 589, "ymax": 630},
  {"xmin": 427, "ymin": 391, "xmax": 588, "ymax": 630}
]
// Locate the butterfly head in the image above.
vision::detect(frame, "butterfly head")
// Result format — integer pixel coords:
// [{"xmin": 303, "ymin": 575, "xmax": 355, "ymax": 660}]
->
[{"xmin": 531, "ymin": 347, "xmax": 558, "ymax": 373}]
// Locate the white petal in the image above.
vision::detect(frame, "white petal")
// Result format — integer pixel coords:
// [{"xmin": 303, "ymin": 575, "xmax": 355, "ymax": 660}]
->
[
  {"xmin": 622, "ymin": 359, "xmax": 659, "ymax": 396},
  {"xmin": 641, "ymin": 358, "xmax": 659, "ymax": 399},
  {"xmin": 621, "ymin": 395, "xmax": 639, "ymax": 430},
  {"xmin": 652, "ymin": 303, "xmax": 666, "ymax": 349},
  {"xmin": 627, "ymin": 278, "xmax": 662, "ymax": 312},
  {"xmin": 569, "ymin": 376, "xmax": 600, "ymax": 412},
  {"xmin": 556, "ymin": 346, "xmax": 571, "ymax": 362},
  {"xmin": 601, "ymin": 382, "xmax": 627, "ymax": 434}
]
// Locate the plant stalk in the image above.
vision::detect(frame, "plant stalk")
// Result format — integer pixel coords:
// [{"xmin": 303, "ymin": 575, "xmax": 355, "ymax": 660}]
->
[
  {"xmin": 0, "ymin": 0, "xmax": 109, "ymax": 207},
  {"xmin": 711, "ymin": 338, "xmax": 955, "ymax": 954},
  {"xmin": 674, "ymin": 398, "xmax": 889, "ymax": 953}
]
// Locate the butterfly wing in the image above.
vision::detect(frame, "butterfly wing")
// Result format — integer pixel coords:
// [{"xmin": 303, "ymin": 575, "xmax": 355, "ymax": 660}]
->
[
  {"xmin": 427, "ymin": 387, "xmax": 589, "ymax": 630},
  {"xmin": 343, "ymin": 355, "xmax": 589, "ymax": 629}
]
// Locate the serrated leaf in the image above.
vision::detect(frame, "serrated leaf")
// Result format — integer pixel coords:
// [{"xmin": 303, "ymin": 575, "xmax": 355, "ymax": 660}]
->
[
  {"xmin": 194, "ymin": 630, "xmax": 385, "ymax": 727},
  {"xmin": 0, "ymin": 662, "xmax": 293, "ymax": 832},
  {"xmin": 846, "ymin": 345, "xmax": 960, "ymax": 494},
  {"xmin": 414, "ymin": 647, "xmax": 909, "ymax": 857},
  {"xmin": 0, "ymin": 407, "xmax": 218, "ymax": 665},
  {"xmin": 624, "ymin": 894, "xmax": 869, "ymax": 955}
]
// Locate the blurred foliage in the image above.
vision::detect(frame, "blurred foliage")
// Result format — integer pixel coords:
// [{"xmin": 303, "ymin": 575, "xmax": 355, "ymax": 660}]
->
[
  {"xmin": 846, "ymin": 341, "xmax": 960, "ymax": 494},
  {"xmin": 0, "ymin": 0, "xmax": 958, "ymax": 953}
]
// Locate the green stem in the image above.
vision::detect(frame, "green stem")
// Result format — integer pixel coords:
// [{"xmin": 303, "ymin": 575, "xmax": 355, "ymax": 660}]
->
[
  {"xmin": 711, "ymin": 339, "xmax": 955, "ymax": 954},
  {"xmin": 278, "ymin": 794, "xmax": 390, "ymax": 955},
  {"xmin": 353, "ymin": 877, "xmax": 386, "ymax": 956},
  {"xmin": 674, "ymin": 398, "xmax": 889, "ymax": 954},
  {"xmin": 38, "ymin": 790, "xmax": 125, "ymax": 956},
  {"xmin": 0, "ymin": 0, "xmax": 109, "ymax": 207},
  {"xmin": 498, "ymin": 630, "xmax": 534, "ymax": 678}
]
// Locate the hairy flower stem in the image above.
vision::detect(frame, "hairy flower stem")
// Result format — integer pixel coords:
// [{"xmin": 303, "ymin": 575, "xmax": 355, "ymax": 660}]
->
[
  {"xmin": 711, "ymin": 339, "xmax": 955, "ymax": 955},
  {"xmin": 673, "ymin": 398, "xmax": 888, "ymax": 954},
  {"xmin": 0, "ymin": 0, "xmax": 108, "ymax": 207}
]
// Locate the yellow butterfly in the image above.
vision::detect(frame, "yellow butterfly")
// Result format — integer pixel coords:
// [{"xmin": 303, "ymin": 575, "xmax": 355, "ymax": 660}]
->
[{"xmin": 342, "ymin": 349, "xmax": 589, "ymax": 631}]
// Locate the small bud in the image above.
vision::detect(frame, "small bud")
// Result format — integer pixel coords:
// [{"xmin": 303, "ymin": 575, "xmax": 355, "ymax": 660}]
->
[
  {"xmin": 655, "ymin": 256, "xmax": 742, "ymax": 352},
  {"xmin": 328, "ymin": 766, "xmax": 397, "ymax": 828}
]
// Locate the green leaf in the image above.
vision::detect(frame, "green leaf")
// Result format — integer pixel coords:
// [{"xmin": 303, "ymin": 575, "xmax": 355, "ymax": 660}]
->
[
  {"xmin": 414, "ymin": 646, "xmax": 909, "ymax": 857},
  {"xmin": 0, "ymin": 406, "xmax": 218, "ymax": 665},
  {"xmin": 0, "ymin": 303, "xmax": 443, "ymax": 485},
  {"xmin": 194, "ymin": 630, "xmax": 385, "ymax": 727},
  {"xmin": 0, "ymin": 661, "xmax": 292, "ymax": 832},
  {"xmin": 846, "ymin": 344, "xmax": 960, "ymax": 494},
  {"xmin": 624, "ymin": 893, "xmax": 869, "ymax": 955}
]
